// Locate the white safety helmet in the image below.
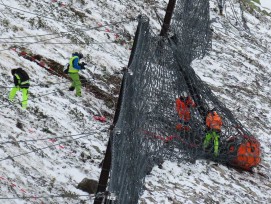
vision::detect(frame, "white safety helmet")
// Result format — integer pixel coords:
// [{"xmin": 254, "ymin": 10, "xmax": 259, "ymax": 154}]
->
[{"xmin": 182, "ymin": 91, "xmax": 188, "ymax": 98}]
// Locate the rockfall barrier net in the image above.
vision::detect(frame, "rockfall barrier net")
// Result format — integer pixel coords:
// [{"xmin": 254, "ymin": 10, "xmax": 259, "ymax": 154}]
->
[{"xmin": 107, "ymin": 0, "xmax": 261, "ymax": 203}]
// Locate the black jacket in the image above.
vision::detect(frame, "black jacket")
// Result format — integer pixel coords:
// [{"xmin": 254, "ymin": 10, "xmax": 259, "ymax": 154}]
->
[{"xmin": 12, "ymin": 68, "xmax": 30, "ymax": 88}]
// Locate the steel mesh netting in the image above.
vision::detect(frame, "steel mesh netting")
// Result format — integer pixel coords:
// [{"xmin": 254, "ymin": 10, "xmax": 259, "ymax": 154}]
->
[
  {"xmin": 169, "ymin": 42, "xmax": 261, "ymax": 166},
  {"xmin": 108, "ymin": 16, "xmax": 187, "ymax": 204},
  {"xmin": 170, "ymin": 0, "xmax": 212, "ymax": 65},
  {"xmin": 168, "ymin": 0, "xmax": 260, "ymax": 167},
  {"xmin": 107, "ymin": 0, "xmax": 261, "ymax": 203}
]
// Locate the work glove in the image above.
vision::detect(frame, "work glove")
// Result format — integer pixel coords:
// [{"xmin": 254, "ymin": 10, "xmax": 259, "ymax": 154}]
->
[{"xmin": 80, "ymin": 62, "xmax": 87, "ymax": 70}]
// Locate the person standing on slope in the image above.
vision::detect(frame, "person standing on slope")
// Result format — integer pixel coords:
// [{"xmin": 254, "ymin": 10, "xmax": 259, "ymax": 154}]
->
[
  {"xmin": 164, "ymin": 91, "xmax": 196, "ymax": 143},
  {"xmin": 9, "ymin": 68, "xmax": 30, "ymax": 109},
  {"xmin": 68, "ymin": 52, "xmax": 86, "ymax": 97},
  {"xmin": 203, "ymin": 109, "xmax": 223, "ymax": 157},
  {"xmin": 175, "ymin": 91, "xmax": 196, "ymax": 132}
]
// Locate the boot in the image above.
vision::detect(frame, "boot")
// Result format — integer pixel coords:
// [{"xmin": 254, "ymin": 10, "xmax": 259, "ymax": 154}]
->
[{"xmin": 69, "ymin": 87, "xmax": 75, "ymax": 91}]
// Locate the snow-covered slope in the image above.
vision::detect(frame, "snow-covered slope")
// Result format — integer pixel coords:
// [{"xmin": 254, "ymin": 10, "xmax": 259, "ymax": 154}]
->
[
  {"xmin": 258, "ymin": 0, "xmax": 271, "ymax": 10},
  {"xmin": 0, "ymin": 0, "xmax": 270, "ymax": 203}
]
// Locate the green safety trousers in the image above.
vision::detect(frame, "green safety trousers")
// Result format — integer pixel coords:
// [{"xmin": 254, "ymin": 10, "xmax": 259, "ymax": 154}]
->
[
  {"xmin": 69, "ymin": 73, "xmax": 82, "ymax": 97},
  {"xmin": 9, "ymin": 87, "xmax": 29, "ymax": 109},
  {"xmin": 203, "ymin": 130, "xmax": 220, "ymax": 156}
]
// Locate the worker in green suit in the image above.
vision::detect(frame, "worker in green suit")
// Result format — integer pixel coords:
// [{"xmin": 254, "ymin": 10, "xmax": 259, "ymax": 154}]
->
[
  {"xmin": 203, "ymin": 109, "xmax": 223, "ymax": 157},
  {"xmin": 9, "ymin": 68, "xmax": 30, "ymax": 109},
  {"xmin": 68, "ymin": 52, "xmax": 86, "ymax": 97}
]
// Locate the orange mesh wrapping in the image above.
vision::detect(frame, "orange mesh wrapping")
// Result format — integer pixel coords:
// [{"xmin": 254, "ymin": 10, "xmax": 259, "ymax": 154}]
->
[{"xmin": 230, "ymin": 141, "xmax": 261, "ymax": 170}]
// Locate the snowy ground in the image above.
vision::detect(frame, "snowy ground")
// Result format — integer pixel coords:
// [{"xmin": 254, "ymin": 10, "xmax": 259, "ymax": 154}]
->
[
  {"xmin": 260, "ymin": 0, "xmax": 271, "ymax": 10},
  {"xmin": 0, "ymin": 0, "xmax": 270, "ymax": 204}
]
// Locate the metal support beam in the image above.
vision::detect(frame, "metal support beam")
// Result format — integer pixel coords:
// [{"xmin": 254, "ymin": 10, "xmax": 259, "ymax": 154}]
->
[
  {"xmin": 94, "ymin": 15, "xmax": 143, "ymax": 204},
  {"xmin": 93, "ymin": 137, "xmax": 112, "ymax": 204},
  {"xmin": 160, "ymin": 0, "xmax": 176, "ymax": 36}
]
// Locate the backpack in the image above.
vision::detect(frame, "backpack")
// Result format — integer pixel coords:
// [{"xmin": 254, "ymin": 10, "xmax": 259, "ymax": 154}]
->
[
  {"xmin": 15, "ymin": 68, "xmax": 30, "ymax": 88},
  {"xmin": 17, "ymin": 68, "xmax": 30, "ymax": 81}
]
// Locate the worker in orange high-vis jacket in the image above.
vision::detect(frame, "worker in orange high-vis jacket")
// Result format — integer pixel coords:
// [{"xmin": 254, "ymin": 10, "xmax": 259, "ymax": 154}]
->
[
  {"xmin": 203, "ymin": 109, "xmax": 223, "ymax": 156},
  {"xmin": 175, "ymin": 91, "xmax": 196, "ymax": 132}
]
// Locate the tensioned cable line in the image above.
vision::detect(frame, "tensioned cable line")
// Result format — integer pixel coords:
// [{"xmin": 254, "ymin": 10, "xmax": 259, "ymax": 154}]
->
[
  {"xmin": 0, "ymin": 194, "xmax": 93, "ymax": 201},
  {"xmin": 0, "ymin": 2, "xmax": 92, "ymax": 28},
  {"xmin": 0, "ymin": 75, "xmax": 105, "ymax": 109},
  {"xmin": 211, "ymin": 28, "xmax": 267, "ymax": 53},
  {"xmin": 0, "ymin": 65, "xmax": 111, "ymax": 109},
  {"xmin": 212, "ymin": 3, "xmax": 269, "ymax": 53},
  {"xmin": 0, "ymin": 22, "xmax": 135, "ymax": 52},
  {"xmin": 0, "ymin": 131, "xmax": 96, "ymax": 145},
  {"xmin": 0, "ymin": 8, "xmax": 136, "ymax": 55},
  {"xmin": 0, "ymin": 1, "xmax": 136, "ymax": 31},
  {"xmin": 0, "ymin": 73, "xmax": 106, "ymax": 93},
  {"xmin": 0, "ymin": 88, "xmax": 63, "ymax": 109},
  {"xmin": 0, "ymin": 18, "xmax": 136, "ymax": 40},
  {"xmin": 224, "ymin": 0, "xmax": 249, "ymax": 33},
  {"xmin": 0, "ymin": 40, "xmax": 120, "ymax": 45},
  {"xmin": 0, "ymin": 133, "xmax": 92, "ymax": 162},
  {"xmin": 0, "ymin": 21, "xmax": 135, "ymax": 44},
  {"xmin": 0, "ymin": 35, "xmax": 66, "ymax": 52},
  {"xmin": 0, "ymin": 80, "xmax": 73, "ymax": 89},
  {"xmin": 228, "ymin": 0, "xmax": 246, "ymax": 29}
]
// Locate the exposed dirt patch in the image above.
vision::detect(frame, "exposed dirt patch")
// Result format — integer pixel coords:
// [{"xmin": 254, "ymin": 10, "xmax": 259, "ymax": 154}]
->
[{"xmin": 12, "ymin": 47, "xmax": 121, "ymax": 114}]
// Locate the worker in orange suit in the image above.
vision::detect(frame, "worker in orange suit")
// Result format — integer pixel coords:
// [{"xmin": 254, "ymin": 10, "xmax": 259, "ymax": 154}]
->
[
  {"xmin": 203, "ymin": 109, "xmax": 223, "ymax": 156},
  {"xmin": 175, "ymin": 91, "xmax": 196, "ymax": 132}
]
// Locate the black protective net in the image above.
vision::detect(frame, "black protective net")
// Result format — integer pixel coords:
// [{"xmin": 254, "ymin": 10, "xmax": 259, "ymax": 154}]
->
[
  {"xmin": 107, "ymin": 0, "xmax": 261, "ymax": 203},
  {"xmin": 170, "ymin": 0, "xmax": 212, "ymax": 64}
]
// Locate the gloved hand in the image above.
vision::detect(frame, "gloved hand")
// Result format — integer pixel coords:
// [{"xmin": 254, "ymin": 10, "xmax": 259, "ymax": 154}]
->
[{"xmin": 80, "ymin": 62, "xmax": 87, "ymax": 70}]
